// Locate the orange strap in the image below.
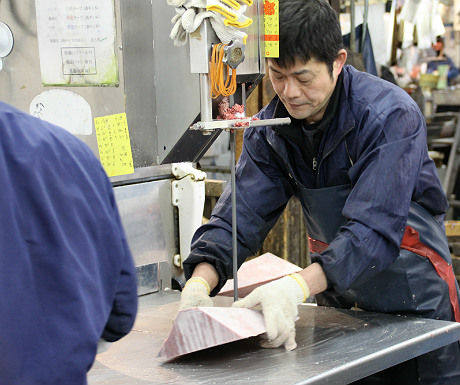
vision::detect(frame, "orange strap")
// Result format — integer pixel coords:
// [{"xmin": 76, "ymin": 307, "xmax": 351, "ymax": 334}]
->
[
  {"xmin": 308, "ymin": 236, "xmax": 328, "ymax": 254},
  {"xmin": 308, "ymin": 227, "xmax": 460, "ymax": 322},
  {"xmin": 401, "ymin": 226, "xmax": 460, "ymax": 322}
]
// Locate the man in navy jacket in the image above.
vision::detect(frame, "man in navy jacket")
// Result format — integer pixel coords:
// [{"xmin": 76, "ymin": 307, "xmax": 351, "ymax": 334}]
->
[
  {"xmin": 0, "ymin": 101, "xmax": 138, "ymax": 385},
  {"xmin": 179, "ymin": 0, "xmax": 460, "ymax": 383}
]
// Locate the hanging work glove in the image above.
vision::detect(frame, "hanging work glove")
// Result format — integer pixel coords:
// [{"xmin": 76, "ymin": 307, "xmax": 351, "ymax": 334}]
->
[
  {"xmin": 207, "ymin": 8, "xmax": 250, "ymax": 46},
  {"xmin": 170, "ymin": 7, "xmax": 189, "ymax": 46},
  {"xmin": 168, "ymin": 0, "xmax": 252, "ymax": 47},
  {"xmin": 179, "ymin": 277, "xmax": 214, "ymax": 310},
  {"xmin": 206, "ymin": 0, "xmax": 253, "ymax": 28},
  {"xmin": 232, "ymin": 273, "xmax": 310, "ymax": 351}
]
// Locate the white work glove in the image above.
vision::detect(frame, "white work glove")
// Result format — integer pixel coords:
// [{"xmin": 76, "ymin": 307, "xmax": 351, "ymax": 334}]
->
[
  {"xmin": 96, "ymin": 339, "xmax": 112, "ymax": 355},
  {"xmin": 170, "ymin": 8, "xmax": 188, "ymax": 47},
  {"xmin": 232, "ymin": 273, "xmax": 310, "ymax": 351},
  {"xmin": 206, "ymin": 0, "xmax": 252, "ymax": 29},
  {"xmin": 208, "ymin": 10, "xmax": 249, "ymax": 46},
  {"xmin": 168, "ymin": 0, "xmax": 251, "ymax": 47},
  {"xmin": 179, "ymin": 277, "xmax": 214, "ymax": 310}
]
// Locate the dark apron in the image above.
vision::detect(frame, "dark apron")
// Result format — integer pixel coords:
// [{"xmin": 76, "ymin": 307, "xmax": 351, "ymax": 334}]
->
[{"xmin": 299, "ymin": 183, "xmax": 460, "ymax": 384}]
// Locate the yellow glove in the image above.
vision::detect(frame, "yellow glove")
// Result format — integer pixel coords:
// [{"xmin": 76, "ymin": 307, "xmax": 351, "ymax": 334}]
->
[{"xmin": 232, "ymin": 273, "xmax": 309, "ymax": 351}]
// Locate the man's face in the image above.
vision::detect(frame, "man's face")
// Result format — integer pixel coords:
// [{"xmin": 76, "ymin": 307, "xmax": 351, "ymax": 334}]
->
[
  {"xmin": 268, "ymin": 55, "xmax": 343, "ymax": 124},
  {"xmin": 433, "ymin": 41, "xmax": 443, "ymax": 56}
]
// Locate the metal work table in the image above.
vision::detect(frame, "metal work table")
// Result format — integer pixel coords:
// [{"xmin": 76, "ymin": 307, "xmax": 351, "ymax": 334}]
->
[{"xmin": 88, "ymin": 292, "xmax": 460, "ymax": 385}]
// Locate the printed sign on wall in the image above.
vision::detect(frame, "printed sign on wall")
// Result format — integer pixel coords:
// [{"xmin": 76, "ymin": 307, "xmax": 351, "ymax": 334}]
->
[{"xmin": 35, "ymin": 0, "xmax": 118, "ymax": 86}]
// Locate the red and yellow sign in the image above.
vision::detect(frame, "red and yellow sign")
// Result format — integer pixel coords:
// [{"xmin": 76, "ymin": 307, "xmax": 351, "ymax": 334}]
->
[{"xmin": 264, "ymin": 0, "xmax": 279, "ymax": 58}]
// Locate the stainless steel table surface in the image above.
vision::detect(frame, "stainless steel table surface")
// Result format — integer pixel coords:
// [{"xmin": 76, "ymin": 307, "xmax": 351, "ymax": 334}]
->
[{"xmin": 88, "ymin": 291, "xmax": 460, "ymax": 385}]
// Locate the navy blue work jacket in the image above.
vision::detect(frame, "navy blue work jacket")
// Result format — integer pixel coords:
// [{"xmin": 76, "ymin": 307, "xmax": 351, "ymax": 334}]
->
[
  {"xmin": 0, "ymin": 102, "xmax": 138, "ymax": 385},
  {"xmin": 184, "ymin": 65, "xmax": 448, "ymax": 297}
]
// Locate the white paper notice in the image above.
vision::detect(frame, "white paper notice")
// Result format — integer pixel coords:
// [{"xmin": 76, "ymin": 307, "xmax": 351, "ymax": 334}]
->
[
  {"xmin": 30, "ymin": 90, "xmax": 93, "ymax": 136},
  {"xmin": 35, "ymin": 0, "xmax": 118, "ymax": 86}
]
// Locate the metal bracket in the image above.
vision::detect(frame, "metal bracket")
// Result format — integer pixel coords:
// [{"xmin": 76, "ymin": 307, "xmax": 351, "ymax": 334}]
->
[{"xmin": 171, "ymin": 162, "xmax": 206, "ymax": 268}]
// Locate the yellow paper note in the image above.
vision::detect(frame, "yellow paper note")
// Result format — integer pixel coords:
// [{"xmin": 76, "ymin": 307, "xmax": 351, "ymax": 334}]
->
[
  {"xmin": 94, "ymin": 113, "xmax": 134, "ymax": 177},
  {"xmin": 263, "ymin": 0, "xmax": 279, "ymax": 58}
]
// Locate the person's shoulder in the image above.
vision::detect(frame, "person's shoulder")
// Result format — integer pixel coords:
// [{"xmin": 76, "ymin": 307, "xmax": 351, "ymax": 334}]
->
[
  {"xmin": 344, "ymin": 65, "xmax": 401, "ymax": 90},
  {"xmin": 0, "ymin": 101, "xmax": 31, "ymax": 127},
  {"xmin": 1, "ymin": 101, "xmax": 93, "ymax": 152},
  {"xmin": 0, "ymin": 101, "xmax": 49, "ymax": 145},
  {"xmin": 0, "ymin": 100, "xmax": 17, "ymax": 114},
  {"xmin": 343, "ymin": 65, "xmax": 414, "ymax": 106},
  {"xmin": 1, "ymin": 100, "xmax": 63, "ymax": 137},
  {"xmin": 0, "ymin": 101, "xmax": 104, "ymax": 177}
]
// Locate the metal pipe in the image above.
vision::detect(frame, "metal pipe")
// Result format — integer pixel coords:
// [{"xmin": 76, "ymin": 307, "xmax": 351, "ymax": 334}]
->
[
  {"xmin": 199, "ymin": 73, "xmax": 212, "ymax": 122},
  {"xmin": 240, "ymin": 117, "xmax": 290, "ymax": 128},
  {"xmin": 230, "ymin": 128, "xmax": 238, "ymax": 302},
  {"xmin": 228, "ymin": 94, "xmax": 239, "ymax": 302},
  {"xmin": 191, "ymin": 117, "xmax": 291, "ymax": 131}
]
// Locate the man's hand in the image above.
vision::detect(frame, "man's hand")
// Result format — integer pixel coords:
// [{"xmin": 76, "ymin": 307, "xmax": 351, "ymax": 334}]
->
[
  {"xmin": 232, "ymin": 273, "xmax": 310, "ymax": 351},
  {"xmin": 179, "ymin": 277, "xmax": 213, "ymax": 310}
]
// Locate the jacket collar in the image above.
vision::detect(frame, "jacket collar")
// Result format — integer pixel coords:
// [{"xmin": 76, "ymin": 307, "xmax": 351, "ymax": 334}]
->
[{"xmin": 320, "ymin": 67, "xmax": 356, "ymax": 160}]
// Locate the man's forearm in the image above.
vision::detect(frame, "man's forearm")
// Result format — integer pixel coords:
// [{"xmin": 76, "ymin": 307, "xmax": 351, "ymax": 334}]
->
[
  {"xmin": 191, "ymin": 262, "xmax": 219, "ymax": 292},
  {"xmin": 297, "ymin": 262, "xmax": 328, "ymax": 296}
]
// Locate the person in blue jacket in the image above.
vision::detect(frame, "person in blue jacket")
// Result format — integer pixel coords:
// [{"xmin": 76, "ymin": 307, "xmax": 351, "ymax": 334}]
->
[
  {"xmin": 179, "ymin": 0, "xmax": 460, "ymax": 383},
  {"xmin": 427, "ymin": 36, "xmax": 460, "ymax": 86},
  {"xmin": 0, "ymin": 101, "xmax": 138, "ymax": 385}
]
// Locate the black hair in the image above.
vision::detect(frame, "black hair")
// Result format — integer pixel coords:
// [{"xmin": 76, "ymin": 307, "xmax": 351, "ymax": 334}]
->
[{"xmin": 274, "ymin": 0, "xmax": 344, "ymax": 76}]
